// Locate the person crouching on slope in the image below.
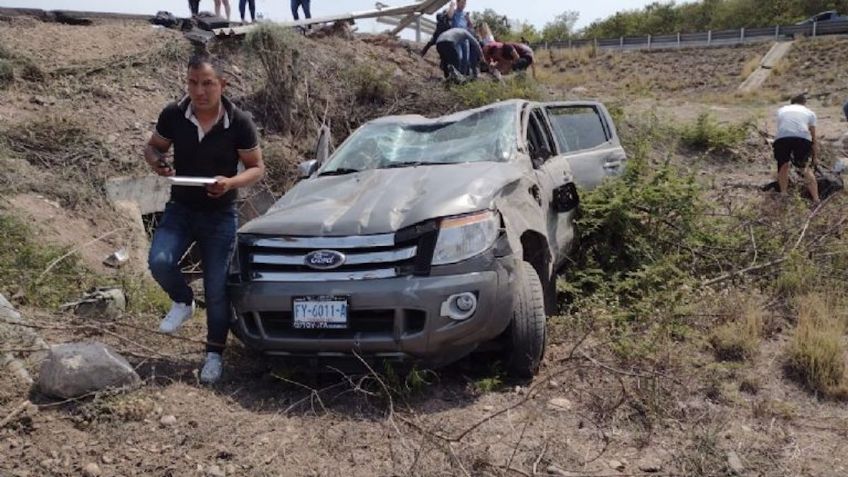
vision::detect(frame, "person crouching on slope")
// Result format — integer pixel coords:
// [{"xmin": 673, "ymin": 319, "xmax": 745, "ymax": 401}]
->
[{"xmin": 774, "ymin": 93, "xmax": 820, "ymax": 204}]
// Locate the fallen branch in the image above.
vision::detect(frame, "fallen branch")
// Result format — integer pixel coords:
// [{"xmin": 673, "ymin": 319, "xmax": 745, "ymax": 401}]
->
[
  {"xmin": 701, "ymin": 256, "xmax": 788, "ymax": 287},
  {"xmin": 35, "ymin": 227, "xmax": 126, "ymax": 283},
  {"xmin": 0, "ymin": 400, "xmax": 32, "ymax": 429}
]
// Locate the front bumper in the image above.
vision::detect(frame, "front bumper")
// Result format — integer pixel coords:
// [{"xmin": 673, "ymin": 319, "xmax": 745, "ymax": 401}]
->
[{"xmin": 228, "ymin": 255, "xmax": 518, "ymax": 366}]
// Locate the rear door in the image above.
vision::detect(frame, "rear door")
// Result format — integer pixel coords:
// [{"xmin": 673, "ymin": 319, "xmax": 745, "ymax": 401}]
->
[
  {"xmin": 523, "ymin": 105, "xmax": 577, "ymax": 267},
  {"xmin": 543, "ymin": 102, "xmax": 627, "ymax": 189}
]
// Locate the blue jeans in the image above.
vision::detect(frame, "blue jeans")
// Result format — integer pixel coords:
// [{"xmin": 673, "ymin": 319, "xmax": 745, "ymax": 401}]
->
[
  {"xmin": 458, "ymin": 39, "xmax": 470, "ymax": 75},
  {"xmin": 291, "ymin": 0, "xmax": 311, "ymax": 20},
  {"xmin": 148, "ymin": 201, "xmax": 238, "ymax": 353}
]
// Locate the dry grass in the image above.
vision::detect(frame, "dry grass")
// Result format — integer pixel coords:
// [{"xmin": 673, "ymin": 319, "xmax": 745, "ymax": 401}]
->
[
  {"xmin": 786, "ymin": 293, "xmax": 848, "ymax": 399},
  {"xmin": 710, "ymin": 298, "xmax": 764, "ymax": 361},
  {"xmin": 740, "ymin": 54, "xmax": 762, "ymax": 79}
]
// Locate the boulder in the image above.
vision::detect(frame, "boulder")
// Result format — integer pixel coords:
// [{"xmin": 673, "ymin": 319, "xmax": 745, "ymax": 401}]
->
[{"xmin": 38, "ymin": 343, "xmax": 140, "ymax": 399}]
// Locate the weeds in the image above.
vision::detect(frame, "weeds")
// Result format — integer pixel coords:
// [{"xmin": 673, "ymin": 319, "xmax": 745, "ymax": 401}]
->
[
  {"xmin": 786, "ymin": 293, "xmax": 848, "ymax": 399},
  {"xmin": 1, "ymin": 116, "xmax": 128, "ymax": 208},
  {"xmin": 678, "ymin": 112, "xmax": 752, "ymax": 154},
  {"xmin": 740, "ymin": 54, "xmax": 762, "ymax": 78},
  {"xmin": 709, "ymin": 298, "xmax": 764, "ymax": 361},
  {"xmin": 0, "ymin": 213, "xmax": 94, "ymax": 308},
  {"xmin": 453, "ymin": 76, "xmax": 541, "ymax": 108},
  {"xmin": 244, "ymin": 24, "xmax": 302, "ymax": 136},
  {"xmin": 0, "ymin": 59, "xmax": 12, "ymax": 88},
  {"xmin": 346, "ymin": 65, "xmax": 394, "ymax": 106}
]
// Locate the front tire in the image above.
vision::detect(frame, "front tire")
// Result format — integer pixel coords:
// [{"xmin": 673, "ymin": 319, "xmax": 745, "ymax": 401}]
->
[{"xmin": 504, "ymin": 261, "xmax": 547, "ymax": 378}]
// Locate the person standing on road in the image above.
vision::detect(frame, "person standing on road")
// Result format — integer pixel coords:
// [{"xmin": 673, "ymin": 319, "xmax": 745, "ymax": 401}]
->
[
  {"xmin": 291, "ymin": 0, "xmax": 312, "ymax": 21},
  {"xmin": 144, "ymin": 53, "xmax": 265, "ymax": 384},
  {"xmin": 214, "ymin": 0, "xmax": 231, "ymax": 20},
  {"xmin": 188, "ymin": 0, "xmax": 201, "ymax": 16},
  {"xmin": 774, "ymin": 94, "xmax": 820, "ymax": 204},
  {"xmin": 239, "ymin": 0, "xmax": 256, "ymax": 23}
]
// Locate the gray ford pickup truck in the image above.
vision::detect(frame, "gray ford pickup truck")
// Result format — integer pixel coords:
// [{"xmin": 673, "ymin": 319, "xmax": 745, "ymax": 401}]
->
[{"xmin": 227, "ymin": 99, "xmax": 626, "ymax": 377}]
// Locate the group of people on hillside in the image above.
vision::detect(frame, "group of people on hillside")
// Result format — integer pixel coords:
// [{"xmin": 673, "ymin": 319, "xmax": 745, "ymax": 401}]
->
[
  {"xmin": 422, "ymin": 0, "xmax": 536, "ymax": 82},
  {"xmin": 187, "ymin": 0, "xmax": 312, "ymax": 24}
]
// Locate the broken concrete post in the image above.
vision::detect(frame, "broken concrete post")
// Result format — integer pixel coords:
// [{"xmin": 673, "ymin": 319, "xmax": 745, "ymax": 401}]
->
[{"xmin": 37, "ymin": 342, "xmax": 140, "ymax": 399}]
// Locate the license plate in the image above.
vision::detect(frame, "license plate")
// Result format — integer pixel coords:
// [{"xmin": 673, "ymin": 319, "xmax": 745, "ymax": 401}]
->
[{"xmin": 292, "ymin": 297, "xmax": 349, "ymax": 329}]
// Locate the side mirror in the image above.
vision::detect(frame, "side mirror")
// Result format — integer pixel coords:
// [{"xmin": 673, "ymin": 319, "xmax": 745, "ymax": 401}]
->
[
  {"xmin": 298, "ymin": 160, "xmax": 319, "ymax": 179},
  {"xmin": 552, "ymin": 183, "xmax": 579, "ymax": 213},
  {"xmin": 539, "ymin": 146, "xmax": 552, "ymax": 161}
]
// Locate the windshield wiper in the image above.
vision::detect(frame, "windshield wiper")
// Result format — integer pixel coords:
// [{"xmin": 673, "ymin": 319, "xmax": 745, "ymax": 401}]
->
[{"xmin": 319, "ymin": 168, "xmax": 362, "ymax": 176}]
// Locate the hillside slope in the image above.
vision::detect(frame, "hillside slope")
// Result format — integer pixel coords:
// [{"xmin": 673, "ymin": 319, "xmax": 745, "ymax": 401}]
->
[{"xmin": 2, "ymin": 16, "xmax": 848, "ymax": 477}]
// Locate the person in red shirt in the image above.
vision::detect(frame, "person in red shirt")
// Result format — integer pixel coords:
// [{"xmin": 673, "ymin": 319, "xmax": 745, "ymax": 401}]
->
[{"xmin": 483, "ymin": 42, "xmax": 536, "ymax": 79}]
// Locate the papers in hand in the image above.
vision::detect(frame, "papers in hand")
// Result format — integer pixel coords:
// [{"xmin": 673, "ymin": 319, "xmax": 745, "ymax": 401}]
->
[{"xmin": 167, "ymin": 176, "xmax": 217, "ymax": 187}]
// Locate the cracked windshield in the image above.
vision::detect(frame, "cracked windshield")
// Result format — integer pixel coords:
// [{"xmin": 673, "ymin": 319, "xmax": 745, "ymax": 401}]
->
[{"xmin": 321, "ymin": 105, "xmax": 517, "ymax": 174}]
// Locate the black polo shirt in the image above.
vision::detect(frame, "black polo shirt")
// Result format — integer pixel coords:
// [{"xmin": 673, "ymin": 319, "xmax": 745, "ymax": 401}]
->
[{"xmin": 154, "ymin": 96, "xmax": 259, "ymax": 210}]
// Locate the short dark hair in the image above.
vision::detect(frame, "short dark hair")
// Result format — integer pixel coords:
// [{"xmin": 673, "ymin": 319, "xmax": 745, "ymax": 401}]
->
[
  {"xmin": 187, "ymin": 52, "xmax": 226, "ymax": 78},
  {"xmin": 513, "ymin": 57, "xmax": 531, "ymax": 71},
  {"xmin": 790, "ymin": 93, "xmax": 807, "ymax": 105}
]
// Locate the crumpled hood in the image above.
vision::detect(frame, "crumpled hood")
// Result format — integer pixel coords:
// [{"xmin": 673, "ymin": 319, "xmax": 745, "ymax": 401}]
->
[{"xmin": 240, "ymin": 162, "xmax": 525, "ymax": 236}]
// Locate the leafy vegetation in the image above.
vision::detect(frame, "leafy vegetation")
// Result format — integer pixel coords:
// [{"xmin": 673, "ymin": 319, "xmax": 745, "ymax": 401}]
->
[
  {"xmin": 678, "ymin": 112, "xmax": 753, "ymax": 154},
  {"xmin": 470, "ymin": 9, "xmax": 578, "ymax": 43},
  {"xmin": 0, "ymin": 213, "xmax": 94, "ymax": 308},
  {"xmin": 582, "ymin": 0, "xmax": 848, "ymax": 38},
  {"xmin": 452, "ymin": 76, "xmax": 541, "ymax": 108}
]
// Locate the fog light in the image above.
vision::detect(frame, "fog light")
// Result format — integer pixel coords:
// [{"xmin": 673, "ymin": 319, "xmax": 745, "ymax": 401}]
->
[{"xmin": 440, "ymin": 292, "xmax": 478, "ymax": 321}]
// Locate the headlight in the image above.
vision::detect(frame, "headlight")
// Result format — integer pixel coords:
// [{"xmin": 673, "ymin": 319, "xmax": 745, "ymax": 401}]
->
[{"xmin": 432, "ymin": 211, "xmax": 499, "ymax": 265}]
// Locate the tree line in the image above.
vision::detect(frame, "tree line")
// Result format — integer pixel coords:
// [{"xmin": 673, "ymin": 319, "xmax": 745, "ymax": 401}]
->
[{"xmin": 480, "ymin": 1, "xmax": 848, "ymax": 45}]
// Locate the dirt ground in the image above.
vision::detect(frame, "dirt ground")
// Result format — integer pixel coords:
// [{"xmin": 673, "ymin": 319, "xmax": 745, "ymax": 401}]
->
[{"xmin": 2, "ymin": 15, "xmax": 848, "ymax": 477}]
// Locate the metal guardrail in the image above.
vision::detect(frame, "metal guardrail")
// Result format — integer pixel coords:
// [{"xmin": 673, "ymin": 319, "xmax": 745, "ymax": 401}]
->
[{"xmin": 537, "ymin": 19, "xmax": 848, "ymax": 50}]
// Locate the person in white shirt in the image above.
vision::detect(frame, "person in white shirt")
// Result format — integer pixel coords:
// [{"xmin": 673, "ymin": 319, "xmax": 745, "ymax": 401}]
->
[{"xmin": 774, "ymin": 94, "xmax": 819, "ymax": 204}]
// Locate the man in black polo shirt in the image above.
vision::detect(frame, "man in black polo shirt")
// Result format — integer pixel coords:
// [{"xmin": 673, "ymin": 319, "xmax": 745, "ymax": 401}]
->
[{"xmin": 144, "ymin": 52, "xmax": 265, "ymax": 384}]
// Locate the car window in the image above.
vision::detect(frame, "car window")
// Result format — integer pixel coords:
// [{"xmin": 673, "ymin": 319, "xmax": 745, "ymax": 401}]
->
[
  {"xmin": 526, "ymin": 111, "xmax": 552, "ymax": 164},
  {"xmin": 321, "ymin": 105, "xmax": 518, "ymax": 173},
  {"xmin": 546, "ymin": 106, "xmax": 610, "ymax": 154}
]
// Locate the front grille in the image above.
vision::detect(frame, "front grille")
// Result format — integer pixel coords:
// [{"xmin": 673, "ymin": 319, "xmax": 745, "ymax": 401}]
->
[
  {"xmin": 240, "ymin": 224, "xmax": 438, "ymax": 282},
  {"xmin": 247, "ymin": 309, "xmax": 426, "ymax": 339}
]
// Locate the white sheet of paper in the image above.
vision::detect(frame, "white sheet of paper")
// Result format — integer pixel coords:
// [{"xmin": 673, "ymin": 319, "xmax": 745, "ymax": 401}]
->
[{"xmin": 167, "ymin": 176, "xmax": 217, "ymax": 187}]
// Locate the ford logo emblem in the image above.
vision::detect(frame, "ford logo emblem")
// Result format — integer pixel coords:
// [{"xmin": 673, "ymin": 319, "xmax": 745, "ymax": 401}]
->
[{"xmin": 304, "ymin": 250, "xmax": 346, "ymax": 270}]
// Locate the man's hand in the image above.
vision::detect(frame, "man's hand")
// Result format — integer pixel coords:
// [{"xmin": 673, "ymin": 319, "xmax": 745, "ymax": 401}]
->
[
  {"xmin": 206, "ymin": 176, "xmax": 234, "ymax": 199},
  {"xmin": 152, "ymin": 159, "xmax": 175, "ymax": 177}
]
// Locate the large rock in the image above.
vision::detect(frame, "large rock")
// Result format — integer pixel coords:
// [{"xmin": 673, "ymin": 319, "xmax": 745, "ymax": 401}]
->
[{"xmin": 38, "ymin": 343, "xmax": 140, "ymax": 398}]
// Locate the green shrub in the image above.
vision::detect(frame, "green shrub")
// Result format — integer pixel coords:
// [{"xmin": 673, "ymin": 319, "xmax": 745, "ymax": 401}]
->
[
  {"xmin": 453, "ymin": 76, "xmax": 541, "ymax": 108},
  {"xmin": 678, "ymin": 112, "xmax": 752, "ymax": 154},
  {"xmin": 346, "ymin": 65, "xmax": 394, "ymax": 106},
  {"xmin": 680, "ymin": 113, "xmax": 751, "ymax": 152}
]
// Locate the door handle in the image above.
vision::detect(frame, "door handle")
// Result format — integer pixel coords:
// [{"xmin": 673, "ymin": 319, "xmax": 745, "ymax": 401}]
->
[{"xmin": 603, "ymin": 162, "xmax": 622, "ymax": 170}]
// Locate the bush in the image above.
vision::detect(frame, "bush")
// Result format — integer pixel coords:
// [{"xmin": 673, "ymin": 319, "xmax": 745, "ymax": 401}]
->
[
  {"xmin": 244, "ymin": 24, "xmax": 303, "ymax": 135},
  {"xmin": 710, "ymin": 299, "xmax": 763, "ymax": 361},
  {"xmin": 453, "ymin": 76, "xmax": 541, "ymax": 108},
  {"xmin": 678, "ymin": 112, "xmax": 752, "ymax": 154},
  {"xmin": 786, "ymin": 294, "xmax": 848, "ymax": 399},
  {"xmin": 346, "ymin": 65, "xmax": 394, "ymax": 106}
]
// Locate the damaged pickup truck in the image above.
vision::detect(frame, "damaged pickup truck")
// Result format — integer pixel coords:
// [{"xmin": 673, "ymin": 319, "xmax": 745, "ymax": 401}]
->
[{"xmin": 228, "ymin": 99, "xmax": 626, "ymax": 377}]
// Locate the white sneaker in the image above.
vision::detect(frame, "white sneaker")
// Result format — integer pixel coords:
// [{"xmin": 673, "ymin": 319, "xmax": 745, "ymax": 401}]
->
[
  {"xmin": 158, "ymin": 301, "xmax": 195, "ymax": 334},
  {"xmin": 200, "ymin": 352, "xmax": 223, "ymax": 384}
]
